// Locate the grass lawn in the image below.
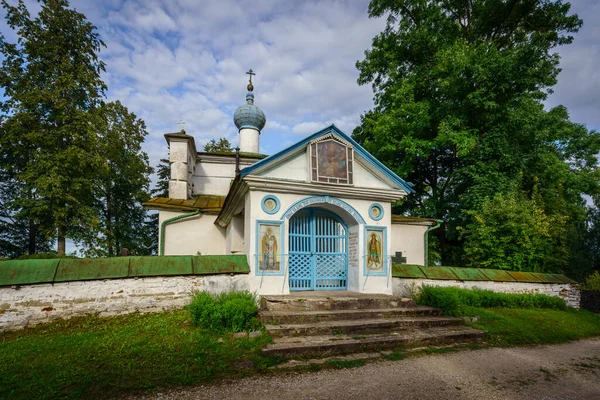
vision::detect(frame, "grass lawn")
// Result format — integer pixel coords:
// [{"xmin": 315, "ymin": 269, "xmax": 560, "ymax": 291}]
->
[
  {"xmin": 0, "ymin": 311, "xmax": 282, "ymax": 400},
  {"xmin": 463, "ymin": 306, "xmax": 600, "ymax": 346}
]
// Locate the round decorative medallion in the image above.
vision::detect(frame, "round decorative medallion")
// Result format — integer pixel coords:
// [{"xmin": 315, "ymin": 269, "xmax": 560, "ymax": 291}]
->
[
  {"xmin": 369, "ymin": 203, "xmax": 384, "ymax": 221},
  {"xmin": 261, "ymin": 195, "xmax": 280, "ymax": 215}
]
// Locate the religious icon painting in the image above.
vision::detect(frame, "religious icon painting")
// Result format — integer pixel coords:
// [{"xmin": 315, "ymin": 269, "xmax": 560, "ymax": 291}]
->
[
  {"xmin": 310, "ymin": 137, "xmax": 354, "ymax": 185},
  {"xmin": 364, "ymin": 226, "xmax": 387, "ymax": 276},
  {"xmin": 256, "ymin": 220, "xmax": 284, "ymax": 275}
]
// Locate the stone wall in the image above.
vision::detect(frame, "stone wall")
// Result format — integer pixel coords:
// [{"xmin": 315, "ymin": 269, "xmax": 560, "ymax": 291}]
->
[
  {"xmin": 0, "ymin": 275, "xmax": 249, "ymax": 332},
  {"xmin": 393, "ymin": 278, "xmax": 580, "ymax": 308}
]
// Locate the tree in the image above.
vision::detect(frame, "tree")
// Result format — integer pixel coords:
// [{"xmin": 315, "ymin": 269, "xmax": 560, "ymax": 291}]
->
[
  {"xmin": 204, "ymin": 138, "xmax": 232, "ymax": 153},
  {"xmin": 461, "ymin": 187, "xmax": 567, "ymax": 272},
  {"xmin": 0, "ymin": 0, "xmax": 107, "ymax": 256},
  {"xmin": 143, "ymin": 159, "xmax": 170, "ymax": 255},
  {"xmin": 80, "ymin": 101, "xmax": 152, "ymax": 257},
  {"xmin": 0, "ymin": 164, "xmax": 53, "ymax": 258},
  {"xmin": 354, "ymin": 0, "xmax": 600, "ymax": 274},
  {"xmin": 587, "ymin": 196, "xmax": 600, "ymax": 271}
]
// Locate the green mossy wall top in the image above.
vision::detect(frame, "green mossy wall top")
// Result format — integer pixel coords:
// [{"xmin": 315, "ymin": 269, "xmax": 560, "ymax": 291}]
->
[
  {"xmin": 0, "ymin": 255, "xmax": 250, "ymax": 287},
  {"xmin": 393, "ymin": 264, "xmax": 577, "ymax": 284}
]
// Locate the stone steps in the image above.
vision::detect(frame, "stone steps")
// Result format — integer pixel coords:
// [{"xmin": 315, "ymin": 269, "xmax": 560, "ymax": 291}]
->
[
  {"xmin": 259, "ymin": 292, "xmax": 485, "ymax": 359},
  {"xmin": 262, "ymin": 326, "xmax": 486, "ymax": 358},
  {"xmin": 259, "ymin": 306, "xmax": 440, "ymax": 324},
  {"xmin": 261, "ymin": 294, "xmax": 418, "ymax": 312},
  {"xmin": 266, "ymin": 316, "xmax": 463, "ymax": 338}
]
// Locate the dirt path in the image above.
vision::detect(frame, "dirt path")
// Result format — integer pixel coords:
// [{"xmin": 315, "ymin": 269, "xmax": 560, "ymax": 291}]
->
[{"xmin": 131, "ymin": 338, "xmax": 600, "ymax": 400}]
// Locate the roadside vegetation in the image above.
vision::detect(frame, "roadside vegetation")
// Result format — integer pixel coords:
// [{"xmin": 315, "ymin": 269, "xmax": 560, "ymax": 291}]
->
[
  {"xmin": 0, "ymin": 292, "xmax": 280, "ymax": 400},
  {"xmin": 415, "ymin": 286, "xmax": 600, "ymax": 346}
]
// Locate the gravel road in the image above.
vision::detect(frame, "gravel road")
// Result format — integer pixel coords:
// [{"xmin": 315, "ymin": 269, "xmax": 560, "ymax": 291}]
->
[{"xmin": 130, "ymin": 338, "xmax": 600, "ymax": 400}]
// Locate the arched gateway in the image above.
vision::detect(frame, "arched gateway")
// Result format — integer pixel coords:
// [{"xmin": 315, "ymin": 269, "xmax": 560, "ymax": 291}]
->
[{"xmin": 288, "ymin": 208, "xmax": 348, "ymax": 290}]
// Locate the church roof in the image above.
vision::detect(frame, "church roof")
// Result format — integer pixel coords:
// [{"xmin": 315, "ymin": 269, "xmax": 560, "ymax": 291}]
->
[
  {"xmin": 238, "ymin": 124, "xmax": 414, "ymax": 193},
  {"xmin": 143, "ymin": 195, "xmax": 225, "ymax": 213},
  {"xmin": 391, "ymin": 215, "xmax": 438, "ymax": 226}
]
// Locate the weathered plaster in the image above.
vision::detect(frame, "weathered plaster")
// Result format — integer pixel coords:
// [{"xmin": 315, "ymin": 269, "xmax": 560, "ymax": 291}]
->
[{"xmin": 0, "ymin": 275, "xmax": 249, "ymax": 332}]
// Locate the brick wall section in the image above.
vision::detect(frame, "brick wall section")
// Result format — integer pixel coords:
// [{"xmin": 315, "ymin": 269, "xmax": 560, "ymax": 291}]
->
[
  {"xmin": 0, "ymin": 275, "xmax": 249, "ymax": 332},
  {"xmin": 393, "ymin": 278, "xmax": 580, "ymax": 308}
]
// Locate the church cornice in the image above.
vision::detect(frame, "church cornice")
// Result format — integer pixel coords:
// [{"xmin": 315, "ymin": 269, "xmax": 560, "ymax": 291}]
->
[
  {"xmin": 214, "ymin": 176, "xmax": 248, "ymax": 228},
  {"xmin": 243, "ymin": 176, "xmax": 406, "ymax": 202}
]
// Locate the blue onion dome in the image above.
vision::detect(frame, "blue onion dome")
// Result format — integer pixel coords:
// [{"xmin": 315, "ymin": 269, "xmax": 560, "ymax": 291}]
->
[{"xmin": 233, "ymin": 89, "xmax": 266, "ymax": 132}]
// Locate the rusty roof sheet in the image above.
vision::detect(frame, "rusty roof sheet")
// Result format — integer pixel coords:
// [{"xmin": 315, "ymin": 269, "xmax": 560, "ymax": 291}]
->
[
  {"xmin": 143, "ymin": 195, "xmax": 226, "ymax": 213},
  {"xmin": 392, "ymin": 264, "xmax": 427, "ymax": 278},
  {"xmin": 450, "ymin": 267, "xmax": 490, "ymax": 281},
  {"xmin": 507, "ymin": 271, "xmax": 543, "ymax": 283},
  {"xmin": 420, "ymin": 266, "xmax": 459, "ymax": 280},
  {"xmin": 391, "ymin": 215, "xmax": 438, "ymax": 226},
  {"xmin": 480, "ymin": 269, "xmax": 516, "ymax": 282}
]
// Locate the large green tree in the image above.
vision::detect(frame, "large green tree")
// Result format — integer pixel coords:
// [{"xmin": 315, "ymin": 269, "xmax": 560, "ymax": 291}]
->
[
  {"xmin": 81, "ymin": 101, "xmax": 153, "ymax": 257},
  {"xmin": 354, "ymin": 0, "xmax": 600, "ymax": 275},
  {"xmin": 0, "ymin": 0, "xmax": 107, "ymax": 256}
]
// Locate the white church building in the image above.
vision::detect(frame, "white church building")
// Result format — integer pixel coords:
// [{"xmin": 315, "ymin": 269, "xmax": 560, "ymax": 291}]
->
[{"xmin": 144, "ymin": 74, "xmax": 437, "ymax": 296}]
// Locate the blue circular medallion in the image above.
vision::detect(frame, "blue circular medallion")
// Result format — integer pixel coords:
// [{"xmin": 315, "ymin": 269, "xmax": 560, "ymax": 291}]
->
[
  {"xmin": 261, "ymin": 195, "xmax": 280, "ymax": 215},
  {"xmin": 369, "ymin": 203, "xmax": 384, "ymax": 221}
]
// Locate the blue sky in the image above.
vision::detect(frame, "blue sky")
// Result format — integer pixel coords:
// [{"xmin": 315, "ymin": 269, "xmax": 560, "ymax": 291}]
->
[{"xmin": 2, "ymin": 0, "xmax": 599, "ymax": 183}]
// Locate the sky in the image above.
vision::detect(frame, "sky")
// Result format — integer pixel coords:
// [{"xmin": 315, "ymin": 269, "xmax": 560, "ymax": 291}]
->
[{"xmin": 1, "ymin": 0, "xmax": 599, "ymax": 188}]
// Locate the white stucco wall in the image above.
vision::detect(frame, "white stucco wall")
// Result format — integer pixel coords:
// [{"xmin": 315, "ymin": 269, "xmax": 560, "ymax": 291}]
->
[
  {"xmin": 193, "ymin": 161, "xmax": 235, "ymax": 196},
  {"xmin": 159, "ymin": 211, "xmax": 226, "ymax": 255},
  {"xmin": 353, "ymin": 160, "xmax": 390, "ymax": 189},
  {"xmin": 168, "ymin": 139, "xmax": 194, "ymax": 199},
  {"xmin": 239, "ymin": 127, "xmax": 259, "ymax": 153},
  {"xmin": 192, "ymin": 156, "xmax": 257, "ymax": 197},
  {"xmin": 392, "ymin": 278, "xmax": 580, "ymax": 308},
  {"xmin": 226, "ymin": 215, "xmax": 245, "ymax": 254},
  {"xmin": 0, "ymin": 275, "xmax": 249, "ymax": 332},
  {"xmin": 258, "ymin": 150, "xmax": 308, "ymax": 181},
  {"xmin": 390, "ymin": 224, "xmax": 428, "ymax": 265}
]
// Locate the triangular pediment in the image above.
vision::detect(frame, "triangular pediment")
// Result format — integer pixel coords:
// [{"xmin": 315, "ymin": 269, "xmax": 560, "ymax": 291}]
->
[{"xmin": 239, "ymin": 125, "xmax": 413, "ymax": 193}]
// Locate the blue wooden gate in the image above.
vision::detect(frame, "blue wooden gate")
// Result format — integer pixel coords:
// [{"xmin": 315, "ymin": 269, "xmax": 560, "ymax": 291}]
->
[{"xmin": 288, "ymin": 208, "xmax": 348, "ymax": 291}]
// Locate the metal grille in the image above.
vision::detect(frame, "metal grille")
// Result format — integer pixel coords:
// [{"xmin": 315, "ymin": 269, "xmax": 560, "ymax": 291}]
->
[{"xmin": 289, "ymin": 208, "xmax": 348, "ymax": 291}]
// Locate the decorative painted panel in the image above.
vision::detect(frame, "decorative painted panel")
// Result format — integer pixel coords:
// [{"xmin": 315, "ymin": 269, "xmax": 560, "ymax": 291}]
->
[
  {"xmin": 256, "ymin": 220, "xmax": 284, "ymax": 275},
  {"xmin": 364, "ymin": 226, "xmax": 387, "ymax": 276}
]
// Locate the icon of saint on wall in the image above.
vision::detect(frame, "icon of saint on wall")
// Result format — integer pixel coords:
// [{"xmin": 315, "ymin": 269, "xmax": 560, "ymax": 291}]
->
[
  {"xmin": 366, "ymin": 231, "xmax": 383, "ymax": 272},
  {"xmin": 259, "ymin": 225, "xmax": 280, "ymax": 271},
  {"xmin": 317, "ymin": 140, "xmax": 347, "ymax": 179}
]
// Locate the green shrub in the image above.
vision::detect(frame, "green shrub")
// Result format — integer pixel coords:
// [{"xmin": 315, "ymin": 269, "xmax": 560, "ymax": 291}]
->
[
  {"xmin": 187, "ymin": 291, "xmax": 261, "ymax": 333},
  {"xmin": 415, "ymin": 286, "xmax": 567, "ymax": 315},
  {"xmin": 581, "ymin": 271, "xmax": 600, "ymax": 291}
]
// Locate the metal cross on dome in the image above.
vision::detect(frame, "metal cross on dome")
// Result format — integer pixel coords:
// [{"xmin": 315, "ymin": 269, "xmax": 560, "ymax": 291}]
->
[
  {"xmin": 178, "ymin": 120, "xmax": 186, "ymax": 133},
  {"xmin": 246, "ymin": 69, "xmax": 255, "ymax": 91}
]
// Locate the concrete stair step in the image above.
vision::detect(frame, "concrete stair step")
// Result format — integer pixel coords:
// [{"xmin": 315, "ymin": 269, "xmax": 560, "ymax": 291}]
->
[
  {"xmin": 259, "ymin": 306, "xmax": 441, "ymax": 324},
  {"xmin": 266, "ymin": 316, "xmax": 463, "ymax": 338},
  {"xmin": 261, "ymin": 293, "xmax": 418, "ymax": 312},
  {"xmin": 262, "ymin": 326, "xmax": 486, "ymax": 358}
]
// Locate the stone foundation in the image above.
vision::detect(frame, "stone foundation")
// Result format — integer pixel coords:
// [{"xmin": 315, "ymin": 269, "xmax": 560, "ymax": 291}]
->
[
  {"xmin": 393, "ymin": 278, "xmax": 580, "ymax": 308},
  {"xmin": 0, "ymin": 275, "xmax": 248, "ymax": 332}
]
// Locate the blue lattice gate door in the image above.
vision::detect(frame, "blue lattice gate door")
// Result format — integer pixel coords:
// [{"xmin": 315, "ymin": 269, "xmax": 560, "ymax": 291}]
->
[{"xmin": 289, "ymin": 208, "xmax": 348, "ymax": 291}]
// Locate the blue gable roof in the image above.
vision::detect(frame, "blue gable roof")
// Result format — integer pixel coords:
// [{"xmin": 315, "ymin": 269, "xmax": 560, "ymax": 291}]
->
[{"xmin": 239, "ymin": 124, "xmax": 414, "ymax": 194}]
